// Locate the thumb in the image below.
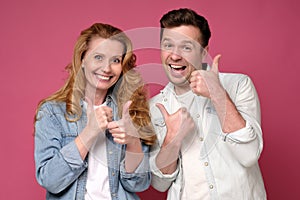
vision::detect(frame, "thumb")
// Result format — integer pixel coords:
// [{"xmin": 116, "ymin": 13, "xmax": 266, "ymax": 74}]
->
[
  {"xmin": 122, "ymin": 100, "xmax": 132, "ymax": 119},
  {"xmin": 156, "ymin": 103, "xmax": 170, "ymax": 120},
  {"xmin": 211, "ymin": 54, "xmax": 221, "ymax": 73}
]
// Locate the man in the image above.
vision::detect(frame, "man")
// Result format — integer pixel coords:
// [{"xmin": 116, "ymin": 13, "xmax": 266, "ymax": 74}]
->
[{"xmin": 149, "ymin": 8, "xmax": 266, "ymax": 199}]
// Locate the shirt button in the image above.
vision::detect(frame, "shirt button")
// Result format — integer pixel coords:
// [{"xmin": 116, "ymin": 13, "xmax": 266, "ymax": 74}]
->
[
  {"xmin": 204, "ymin": 162, "xmax": 209, "ymax": 166},
  {"xmin": 112, "ymin": 193, "xmax": 116, "ymax": 197},
  {"xmin": 112, "ymin": 172, "xmax": 115, "ymax": 176},
  {"xmin": 196, "ymin": 114, "xmax": 200, "ymax": 118},
  {"xmin": 164, "ymin": 98, "xmax": 167, "ymax": 102},
  {"xmin": 199, "ymin": 137, "xmax": 204, "ymax": 141},
  {"xmin": 209, "ymin": 185, "xmax": 214, "ymax": 189},
  {"xmin": 109, "ymin": 151, "xmax": 113, "ymax": 154}
]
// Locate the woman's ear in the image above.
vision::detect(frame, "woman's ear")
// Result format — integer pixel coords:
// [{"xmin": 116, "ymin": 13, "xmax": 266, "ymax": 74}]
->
[{"xmin": 81, "ymin": 59, "xmax": 85, "ymax": 69}]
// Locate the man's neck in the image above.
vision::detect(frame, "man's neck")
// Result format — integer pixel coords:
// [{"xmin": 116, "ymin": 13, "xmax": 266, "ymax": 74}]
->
[{"xmin": 173, "ymin": 84, "xmax": 191, "ymax": 95}]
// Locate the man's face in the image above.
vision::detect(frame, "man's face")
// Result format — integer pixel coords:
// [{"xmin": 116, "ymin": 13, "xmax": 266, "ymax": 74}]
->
[{"xmin": 160, "ymin": 25, "xmax": 205, "ymax": 90}]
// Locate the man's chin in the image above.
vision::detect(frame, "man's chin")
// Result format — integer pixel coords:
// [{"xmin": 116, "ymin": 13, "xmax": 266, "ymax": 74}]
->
[{"xmin": 169, "ymin": 76, "xmax": 190, "ymax": 86}]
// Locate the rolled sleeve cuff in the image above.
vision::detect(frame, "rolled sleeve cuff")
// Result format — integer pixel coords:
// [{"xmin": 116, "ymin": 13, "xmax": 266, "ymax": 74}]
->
[
  {"xmin": 120, "ymin": 155, "xmax": 149, "ymax": 178},
  {"xmin": 221, "ymin": 121, "xmax": 257, "ymax": 144},
  {"xmin": 60, "ymin": 141, "xmax": 87, "ymax": 170},
  {"xmin": 150, "ymin": 155, "xmax": 179, "ymax": 180}
]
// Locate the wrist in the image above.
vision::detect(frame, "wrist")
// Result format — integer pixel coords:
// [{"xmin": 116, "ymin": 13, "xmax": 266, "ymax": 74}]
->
[
  {"xmin": 83, "ymin": 126, "xmax": 102, "ymax": 137},
  {"xmin": 126, "ymin": 137, "xmax": 142, "ymax": 152},
  {"xmin": 163, "ymin": 132, "xmax": 182, "ymax": 149},
  {"xmin": 210, "ymin": 86, "xmax": 226, "ymax": 102}
]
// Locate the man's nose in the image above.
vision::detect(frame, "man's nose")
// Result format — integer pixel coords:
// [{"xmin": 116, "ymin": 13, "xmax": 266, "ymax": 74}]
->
[{"xmin": 170, "ymin": 47, "xmax": 182, "ymax": 61}]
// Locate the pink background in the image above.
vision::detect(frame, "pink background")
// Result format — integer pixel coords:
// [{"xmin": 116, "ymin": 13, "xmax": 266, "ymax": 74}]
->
[{"xmin": 1, "ymin": 0, "xmax": 299, "ymax": 199}]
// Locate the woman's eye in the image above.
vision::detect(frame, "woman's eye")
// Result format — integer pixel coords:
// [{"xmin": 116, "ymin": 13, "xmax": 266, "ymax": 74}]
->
[
  {"xmin": 94, "ymin": 55, "xmax": 102, "ymax": 60},
  {"xmin": 113, "ymin": 58, "xmax": 121, "ymax": 63}
]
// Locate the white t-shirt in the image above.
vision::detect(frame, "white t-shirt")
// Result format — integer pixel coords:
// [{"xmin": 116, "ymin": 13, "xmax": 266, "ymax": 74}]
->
[{"xmin": 84, "ymin": 102, "xmax": 112, "ymax": 200}]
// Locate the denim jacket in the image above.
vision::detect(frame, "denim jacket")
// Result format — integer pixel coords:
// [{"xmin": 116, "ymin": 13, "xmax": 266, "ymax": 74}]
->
[
  {"xmin": 150, "ymin": 73, "xmax": 266, "ymax": 200},
  {"xmin": 34, "ymin": 93, "xmax": 151, "ymax": 200}
]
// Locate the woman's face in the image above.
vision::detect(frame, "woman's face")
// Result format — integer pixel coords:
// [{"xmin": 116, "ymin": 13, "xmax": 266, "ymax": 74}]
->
[{"xmin": 83, "ymin": 37, "xmax": 124, "ymax": 94}]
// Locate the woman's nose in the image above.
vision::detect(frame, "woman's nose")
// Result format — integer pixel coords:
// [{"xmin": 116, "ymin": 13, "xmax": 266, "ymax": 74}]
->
[{"xmin": 100, "ymin": 60, "xmax": 112, "ymax": 73}]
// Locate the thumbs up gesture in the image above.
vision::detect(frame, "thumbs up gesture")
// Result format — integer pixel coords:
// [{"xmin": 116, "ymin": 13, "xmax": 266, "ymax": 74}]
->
[
  {"xmin": 107, "ymin": 101, "xmax": 140, "ymax": 145},
  {"xmin": 190, "ymin": 54, "xmax": 224, "ymax": 99},
  {"xmin": 156, "ymin": 103, "xmax": 195, "ymax": 147},
  {"xmin": 78, "ymin": 97, "xmax": 113, "ymax": 152},
  {"xmin": 85, "ymin": 96, "xmax": 113, "ymax": 134}
]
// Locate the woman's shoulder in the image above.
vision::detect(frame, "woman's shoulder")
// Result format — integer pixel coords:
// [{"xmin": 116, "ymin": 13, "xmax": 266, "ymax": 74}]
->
[{"xmin": 38, "ymin": 100, "xmax": 66, "ymax": 115}]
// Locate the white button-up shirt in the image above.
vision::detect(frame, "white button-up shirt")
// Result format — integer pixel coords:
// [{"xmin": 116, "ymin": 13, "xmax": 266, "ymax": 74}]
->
[{"xmin": 150, "ymin": 73, "xmax": 267, "ymax": 200}]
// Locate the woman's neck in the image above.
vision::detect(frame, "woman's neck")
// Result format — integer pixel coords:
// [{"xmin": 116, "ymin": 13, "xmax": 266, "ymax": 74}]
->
[{"xmin": 85, "ymin": 87, "xmax": 108, "ymax": 106}]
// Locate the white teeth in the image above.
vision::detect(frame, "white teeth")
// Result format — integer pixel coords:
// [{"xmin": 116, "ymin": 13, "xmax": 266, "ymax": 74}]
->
[
  {"xmin": 96, "ymin": 74, "xmax": 110, "ymax": 80},
  {"xmin": 170, "ymin": 64, "xmax": 185, "ymax": 69}
]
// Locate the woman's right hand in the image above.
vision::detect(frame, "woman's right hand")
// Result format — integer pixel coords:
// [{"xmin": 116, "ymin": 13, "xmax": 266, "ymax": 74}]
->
[
  {"xmin": 86, "ymin": 97, "xmax": 113, "ymax": 134},
  {"xmin": 76, "ymin": 97, "xmax": 113, "ymax": 158}
]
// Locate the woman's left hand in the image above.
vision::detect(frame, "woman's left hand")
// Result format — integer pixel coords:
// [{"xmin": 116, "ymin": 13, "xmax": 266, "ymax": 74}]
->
[{"xmin": 107, "ymin": 101, "xmax": 140, "ymax": 145}]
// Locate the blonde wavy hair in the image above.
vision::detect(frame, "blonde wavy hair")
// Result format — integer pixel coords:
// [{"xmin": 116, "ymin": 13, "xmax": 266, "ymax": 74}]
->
[{"xmin": 34, "ymin": 23, "xmax": 156, "ymax": 145}]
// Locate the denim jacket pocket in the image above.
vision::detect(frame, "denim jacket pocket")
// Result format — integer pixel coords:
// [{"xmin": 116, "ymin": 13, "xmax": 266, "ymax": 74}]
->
[{"xmin": 61, "ymin": 131, "xmax": 78, "ymax": 146}]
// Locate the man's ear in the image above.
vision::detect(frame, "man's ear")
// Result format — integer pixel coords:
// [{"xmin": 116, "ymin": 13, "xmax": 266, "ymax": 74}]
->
[
  {"xmin": 201, "ymin": 46, "xmax": 209, "ymax": 70},
  {"xmin": 203, "ymin": 45, "xmax": 209, "ymax": 55}
]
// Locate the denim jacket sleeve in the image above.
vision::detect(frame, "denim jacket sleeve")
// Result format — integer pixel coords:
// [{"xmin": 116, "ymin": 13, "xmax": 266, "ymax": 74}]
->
[
  {"xmin": 34, "ymin": 102, "xmax": 87, "ymax": 194},
  {"xmin": 119, "ymin": 143, "xmax": 151, "ymax": 192}
]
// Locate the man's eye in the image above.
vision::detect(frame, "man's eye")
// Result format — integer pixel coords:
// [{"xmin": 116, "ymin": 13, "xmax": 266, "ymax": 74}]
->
[
  {"xmin": 183, "ymin": 46, "xmax": 192, "ymax": 51},
  {"xmin": 163, "ymin": 43, "xmax": 173, "ymax": 49}
]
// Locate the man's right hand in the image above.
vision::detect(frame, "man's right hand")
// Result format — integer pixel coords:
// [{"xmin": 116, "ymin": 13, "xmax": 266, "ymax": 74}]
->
[{"xmin": 156, "ymin": 103, "xmax": 195, "ymax": 147}]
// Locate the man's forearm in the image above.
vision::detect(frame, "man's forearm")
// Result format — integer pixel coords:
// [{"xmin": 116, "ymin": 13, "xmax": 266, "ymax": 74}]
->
[
  {"xmin": 212, "ymin": 90, "xmax": 246, "ymax": 133},
  {"xmin": 155, "ymin": 138, "xmax": 181, "ymax": 174}
]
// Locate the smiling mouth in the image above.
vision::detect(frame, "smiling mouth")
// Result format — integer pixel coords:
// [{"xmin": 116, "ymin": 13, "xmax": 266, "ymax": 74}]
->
[
  {"xmin": 95, "ymin": 73, "xmax": 111, "ymax": 81},
  {"xmin": 169, "ymin": 64, "xmax": 187, "ymax": 71}
]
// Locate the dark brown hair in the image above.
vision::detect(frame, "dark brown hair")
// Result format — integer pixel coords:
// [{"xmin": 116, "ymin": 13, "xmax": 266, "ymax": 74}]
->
[{"xmin": 160, "ymin": 8, "xmax": 211, "ymax": 47}]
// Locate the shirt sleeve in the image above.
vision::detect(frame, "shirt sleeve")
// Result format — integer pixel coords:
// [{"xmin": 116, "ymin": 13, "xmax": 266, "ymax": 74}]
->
[
  {"xmin": 148, "ymin": 97, "xmax": 180, "ymax": 192},
  {"xmin": 150, "ymin": 143, "xmax": 180, "ymax": 192},
  {"xmin": 34, "ymin": 104, "xmax": 87, "ymax": 194},
  {"xmin": 221, "ymin": 75, "xmax": 264, "ymax": 167},
  {"xmin": 119, "ymin": 143, "xmax": 151, "ymax": 192}
]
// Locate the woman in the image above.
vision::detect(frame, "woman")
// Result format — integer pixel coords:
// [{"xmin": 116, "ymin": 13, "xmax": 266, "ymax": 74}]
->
[{"xmin": 34, "ymin": 23, "xmax": 156, "ymax": 200}]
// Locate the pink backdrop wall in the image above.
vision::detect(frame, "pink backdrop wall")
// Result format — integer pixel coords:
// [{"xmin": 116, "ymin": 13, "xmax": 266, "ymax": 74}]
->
[{"xmin": 1, "ymin": 0, "xmax": 299, "ymax": 199}]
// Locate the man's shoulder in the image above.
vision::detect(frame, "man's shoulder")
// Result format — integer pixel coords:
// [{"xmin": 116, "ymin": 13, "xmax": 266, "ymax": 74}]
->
[
  {"xmin": 149, "ymin": 91, "xmax": 164, "ymax": 105},
  {"xmin": 219, "ymin": 72, "xmax": 251, "ymax": 87},
  {"xmin": 149, "ymin": 83, "xmax": 173, "ymax": 104},
  {"xmin": 219, "ymin": 72, "xmax": 249, "ymax": 80}
]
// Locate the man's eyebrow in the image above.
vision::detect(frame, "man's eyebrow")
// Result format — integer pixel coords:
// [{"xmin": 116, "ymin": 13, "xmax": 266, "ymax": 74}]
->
[
  {"xmin": 161, "ymin": 38, "xmax": 172, "ymax": 42},
  {"xmin": 182, "ymin": 40, "xmax": 194, "ymax": 44},
  {"xmin": 181, "ymin": 40, "xmax": 196, "ymax": 46},
  {"xmin": 162, "ymin": 37, "xmax": 196, "ymax": 45}
]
